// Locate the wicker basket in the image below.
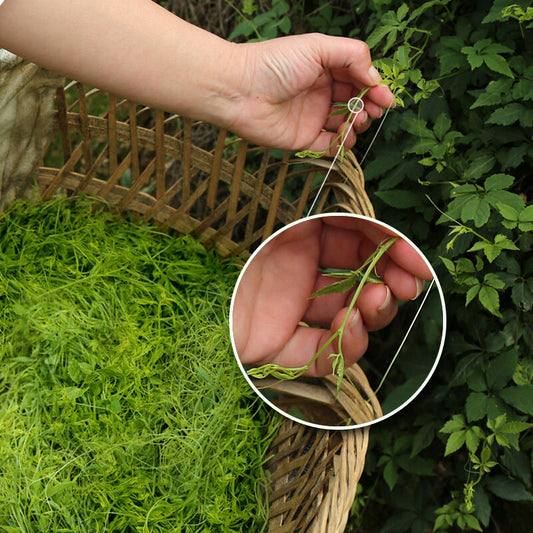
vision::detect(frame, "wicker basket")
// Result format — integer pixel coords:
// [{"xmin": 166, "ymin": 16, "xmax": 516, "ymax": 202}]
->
[{"xmin": 34, "ymin": 81, "xmax": 382, "ymax": 532}]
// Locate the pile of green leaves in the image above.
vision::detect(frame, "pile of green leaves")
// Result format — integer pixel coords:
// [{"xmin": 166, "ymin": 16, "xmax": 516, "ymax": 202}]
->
[
  {"xmin": 0, "ymin": 197, "xmax": 277, "ymax": 532},
  {"xmin": 226, "ymin": 0, "xmax": 533, "ymax": 531}
]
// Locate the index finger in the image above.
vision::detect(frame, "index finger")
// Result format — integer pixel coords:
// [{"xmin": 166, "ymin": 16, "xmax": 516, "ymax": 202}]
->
[{"xmin": 321, "ymin": 216, "xmax": 433, "ymax": 281}]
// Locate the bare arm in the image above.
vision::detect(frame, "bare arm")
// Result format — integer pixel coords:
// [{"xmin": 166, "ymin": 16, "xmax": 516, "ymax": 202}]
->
[{"xmin": 0, "ymin": 0, "xmax": 394, "ymax": 152}]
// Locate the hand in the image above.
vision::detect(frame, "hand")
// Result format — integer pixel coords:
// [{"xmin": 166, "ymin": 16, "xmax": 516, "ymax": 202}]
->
[
  {"xmin": 232, "ymin": 216, "xmax": 433, "ymax": 377},
  {"xmin": 225, "ymin": 34, "xmax": 395, "ymax": 153},
  {"xmin": 0, "ymin": 2, "xmax": 393, "ymax": 154}
]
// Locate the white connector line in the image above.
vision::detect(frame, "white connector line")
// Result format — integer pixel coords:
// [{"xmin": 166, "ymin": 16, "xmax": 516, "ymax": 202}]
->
[{"xmin": 306, "ymin": 97, "xmax": 364, "ymax": 217}]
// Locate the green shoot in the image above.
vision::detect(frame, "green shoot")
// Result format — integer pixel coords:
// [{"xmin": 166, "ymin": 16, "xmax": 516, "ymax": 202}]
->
[
  {"xmin": 294, "ymin": 88, "xmax": 371, "ymax": 161},
  {"xmin": 247, "ymin": 237, "xmax": 398, "ymax": 395}
]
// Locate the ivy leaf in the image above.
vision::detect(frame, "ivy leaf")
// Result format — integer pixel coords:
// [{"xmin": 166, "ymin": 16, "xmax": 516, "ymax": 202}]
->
[
  {"xmin": 501, "ymin": 449, "xmax": 532, "ymax": 487},
  {"xmin": 485, "ymin": 189, "xmax": 525, "ymax": 212},
  {"xmin": 498, "ymin": 420, "xmax": 533, "ymax": 434},
  {"xmin": 466, "ymin": 392, "xmax": 488, "ymax": 422},
  {"xmin": 512, "ymin": 278, "xmax": 533, "ymax": 311},
  {"xmin": 497, "ymin": 203, "xmax": 519, "ymax": 227},
  {"xmin": 464, "ymin": 153, "xmax": 495, "ymax": 180},
  {"xmin": 484, "ymin": 173, "xmax": 514, "ymax": 191},
  {"xmin": 484, "ymin": 53, "xmax": 514, "ymax": 78},
  {"xmin": 437, "ymin": 36, "xmax": 465, "ymax": 75},
  {"xmin": 487, "ymin": 349, "xmax": 518, "ymax": 390},
  {"xmin": 383, "ymin": 460, "xmax": 399, "ymax": 491},
  {"xmin": 434, "ymin": 113, "xmax": 452, "ymax": 140},
  {"xmin": 487, "ymin": 476, "xmax": 533, "ymax": 502},
  {"xmin": 445, "ymin": 429, "xmax": 466, "ymax": 456},
  {"xmin": 466, "ymin": 283, "xmax": 481, "ymax": 305},
  {"xmin": 518, "ymin": 205, "xmax": 533, "ymax": 231},
  {"xmin": 411, "ymin": 424, "xmax": 436, "ymax": 457},
  {"xmin": 471, "ymin": 488, "xmax": 491, "ymax": 528},
  {"xmin": 465, "ymin": 426, "xmax": 484, "ymax": 453},
  {"xmin": 470, "ymin": 79, "xmax": 514, "ymax": 109},
  {"xmin": 487, "ymin": 103, "xmax": 533, "ymax": 127},
  {"xmin": 484, "ymin": 273, "xmax": 505, "ymax": 290},
  {"xmin": 478, "ymin": 285, "xmax": 502, "ymax": 317},
  {"xmin": 499, "ymin": 385, "xmax": 533, "ymax": 415},
  {"xmin": 441, "ymin": 414, "xmax": 466, "ymax": 434}
]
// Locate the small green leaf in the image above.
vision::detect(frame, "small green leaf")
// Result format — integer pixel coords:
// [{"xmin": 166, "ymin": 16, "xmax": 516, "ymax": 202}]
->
[
  {"xmin": 445, "ymin": 430, "xmax": 466, "ymax": 456},
  {"xmin": 499, "ymin": 421, "xmax": 533, "ymax": 434},
  {"xmin": 484, "ymin": 173, "xmax": 514, "ymax": 191},
  {"xmin": 478, "ymin": 285, "xmax": 502, "ymax": 317},
  {"xmin": 488, "ymin": 350, "xmax": 518, "ymax": 390},
  {"xmin": 383, "ymin": 460, "xmax": 399, "ymax": 490},
  {"xmin": 465, "ymin": 427, "xmax": 482, "ymax": 452},
  {"xmin": 499, "ymin": 385, "xmax": 533, "ymax": 415},
  {"xmin": 519, "ymin": 205, "xmax": 533, "ymax": 223},
  {"xmin": 441, "ymin": 414, "xmax": 466, "ymax": 433},
  {"xmin": 466, "ymin": 392, "xmax": 488, "ymax": 422},
  {"xmin": 483, "ymin": 54, "xmax": 514, "ymax": 78},
  {"xmin": 466, "ymin": 284, "xmax": 481, "ymax": 306},
  {"xmin": 310, "ymin": 275, "xmax": 358, "ymax": 298},
  {"xmin": 434, "ymin": 113, "xmax": 452, "ymax": 140},
  {"xmin": 487, "ymin": 103, "xmax": 529, "ymax": 126},
  {"xmin": 471, "ymin": 488, "xmax": 491, "ymax": 528},
  {"xmin": 487, "ymin": 476, "xmax": 533, "ymax": 502}
]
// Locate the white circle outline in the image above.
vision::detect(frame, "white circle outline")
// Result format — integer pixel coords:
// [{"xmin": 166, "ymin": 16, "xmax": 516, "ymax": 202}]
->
[
  {"xmin": 348, "ymin": 97, "xmax": 364, "ymax": 113},
  {"xmin": 229, "ymin": 213, "xmax": 447, "ymax": 431}
]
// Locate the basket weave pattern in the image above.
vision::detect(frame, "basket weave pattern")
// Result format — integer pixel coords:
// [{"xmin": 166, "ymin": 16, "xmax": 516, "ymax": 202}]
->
[{"xmin": 36, "ymin": 82, "xmax": 381, "ymax": 532}]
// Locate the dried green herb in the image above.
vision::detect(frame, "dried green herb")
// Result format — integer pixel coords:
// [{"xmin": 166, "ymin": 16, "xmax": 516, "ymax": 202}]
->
[{"xmin": 0, "ymin": 196, "xmax": 278, "ymax": 532}]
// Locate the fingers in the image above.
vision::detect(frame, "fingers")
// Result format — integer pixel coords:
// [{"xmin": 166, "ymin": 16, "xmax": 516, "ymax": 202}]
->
[
  {"xmin": 355, "ymin": 283, "xmax": 398, "ymax": 331},
  {"xmin": 304, "ymin": 276, "xmax": 398, "ymax": 332},
  {"xmin": 358, "ymin": 225, "xmax": 433, "ymax": 281},
  {"xmin": 269, "ymin": 307, "xmax": 369, "ymax": 377},
  {"xmin": 314, "ymin": 35, "xmax": 381, "ymax": 90},
  {"xmin": 303, "ymin": 128, "xmax": 358, "ymax": 157},
  {"xmin": 321, "ymin": 218, "xmax": 433, "ymax": 282}
]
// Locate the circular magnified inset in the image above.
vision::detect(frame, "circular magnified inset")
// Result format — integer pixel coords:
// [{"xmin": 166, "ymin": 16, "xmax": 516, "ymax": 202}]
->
[{"xmin": 229, "ymin": 213, "xmax": 446, "ymax": 430}]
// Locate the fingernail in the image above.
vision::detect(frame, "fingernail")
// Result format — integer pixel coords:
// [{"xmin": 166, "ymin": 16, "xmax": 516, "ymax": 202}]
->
[
  {"xmin": 368, "ymin": 66, "xmax": 381, "ymax": 85},
  {"xmin": 377, "ymin": 285, "xmax": 392, "ymax": 312},
  {"xmin": 411, "ymin": 278, "xmax": 425, "ymax": 300},
  {"xmin": 349, "ymin": 309, "xmax": 364, "ymax": 335}
]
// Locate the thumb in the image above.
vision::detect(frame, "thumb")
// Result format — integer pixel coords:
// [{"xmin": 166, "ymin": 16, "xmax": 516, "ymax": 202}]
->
[{"xmin": 311, "ymin": 35, "xmax": 382, "ymax": 87}]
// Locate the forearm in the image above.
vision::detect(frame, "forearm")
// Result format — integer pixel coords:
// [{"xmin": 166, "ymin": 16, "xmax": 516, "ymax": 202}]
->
[{"xmin": 0, "ymin": 0, "xmax": 243, "ymax": 127}]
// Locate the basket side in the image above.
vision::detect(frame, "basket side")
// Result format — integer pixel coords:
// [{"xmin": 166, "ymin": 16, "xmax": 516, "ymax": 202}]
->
[
  {"xmin": 39, "ymin": 84, "xmax": 374, "ymax": 259},
  {"xmin": 35, "ymin": 83, "xmax": 379, "ymax": 533}
]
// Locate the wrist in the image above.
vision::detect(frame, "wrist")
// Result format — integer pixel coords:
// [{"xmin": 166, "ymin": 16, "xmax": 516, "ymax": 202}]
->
[{"xmin": 184, "ymin": 39, "xmax": 250, "ymax": 129}]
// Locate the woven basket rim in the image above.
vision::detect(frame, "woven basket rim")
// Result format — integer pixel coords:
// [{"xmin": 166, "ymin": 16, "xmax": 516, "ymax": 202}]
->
[{"xmin": 32, "ymin": 82, "xmax": 379, "ymax": 533}]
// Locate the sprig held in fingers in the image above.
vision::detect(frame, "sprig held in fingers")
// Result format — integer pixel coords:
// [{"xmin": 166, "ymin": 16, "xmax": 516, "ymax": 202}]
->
[{"xmin": 247, "ymin": 237, "xmax": 399, "ymax": 394}]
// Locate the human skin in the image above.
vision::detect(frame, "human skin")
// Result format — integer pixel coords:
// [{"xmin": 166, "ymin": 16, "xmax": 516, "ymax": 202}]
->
[
  {"xmin": 232, "ymin": 217, "xmax": 434, "ymax": 377},
  {"xmin": 0, "ymin": 0, "xmax": 394, "ymax": 154}
]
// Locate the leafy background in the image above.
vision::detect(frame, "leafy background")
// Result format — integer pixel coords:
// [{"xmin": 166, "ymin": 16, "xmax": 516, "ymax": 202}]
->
[{"xmin": 160, "ymin": 1, "xmax": 533, "ymax": 531}]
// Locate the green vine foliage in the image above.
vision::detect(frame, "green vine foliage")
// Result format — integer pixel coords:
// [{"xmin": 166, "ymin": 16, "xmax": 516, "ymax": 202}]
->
[{"xmin": 227, "ymin": 1, "xmax": 533, "ymax": 531}]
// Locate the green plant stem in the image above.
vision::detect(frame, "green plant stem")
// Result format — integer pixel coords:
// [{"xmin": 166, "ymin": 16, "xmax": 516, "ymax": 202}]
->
[
  {"xmin": 247, "ymin": 237, "xmax": 398, "ymax": 391},
  {"xmin": 294, "ymin": 87, "xmax": 371, "ymax": 160}
]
